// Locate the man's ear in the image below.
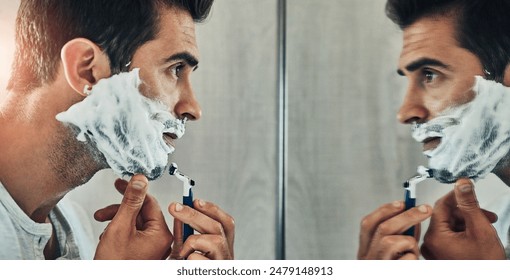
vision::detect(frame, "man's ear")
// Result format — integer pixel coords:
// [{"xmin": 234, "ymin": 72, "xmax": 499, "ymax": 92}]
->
[{"xmin": 61, "ymin": 38, "xmax": 111, "ymax": 96}]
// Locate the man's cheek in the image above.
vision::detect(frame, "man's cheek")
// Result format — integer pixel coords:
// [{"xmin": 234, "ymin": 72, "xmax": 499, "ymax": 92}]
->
[{"xmin": 427, "ymin": 76, "xmax": 510, "ymax": 182}]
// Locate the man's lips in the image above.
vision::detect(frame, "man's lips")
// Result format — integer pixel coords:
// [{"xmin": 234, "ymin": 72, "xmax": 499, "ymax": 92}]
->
[
  {"xmin": 423, "ymin": 137, "xmax": 441, "ymax": 151},
  {"xmin": 163, "ymin": 133, "xmax": 177, "ymax": 147}
]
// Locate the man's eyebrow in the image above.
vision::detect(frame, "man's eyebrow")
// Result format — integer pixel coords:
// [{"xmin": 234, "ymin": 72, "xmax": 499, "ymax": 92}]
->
[
  {"xmin": 164, "ymin": 52, "xmax": 199, "ymax": 68},
  {"xmin": 397, "ymin": 58, "xmax": 450, "ymax": 76}
]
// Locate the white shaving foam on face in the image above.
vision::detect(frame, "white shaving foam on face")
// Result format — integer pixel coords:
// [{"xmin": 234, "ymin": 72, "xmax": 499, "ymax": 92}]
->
[
  {"xmin": 411, "ymin": 76, "xmax": 510, "ymax": 183},
  {"xmin": 56, "ymin": 68, "xmax": 185, "ymax": 180}
]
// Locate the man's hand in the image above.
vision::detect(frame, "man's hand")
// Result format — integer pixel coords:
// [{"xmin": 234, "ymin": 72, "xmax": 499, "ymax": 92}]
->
[
  {"xmin": 93, "ymin": 175, "xmax": 173, "ymax": 259},
  {"xmin": 421, "ymin": 178, "xmax": 505, "ymax": 260},
  {"xmin": 168, "ymin": 200, "xmax": 235, "ymax": 260},
  {"xmin": 358, "ymin": 201, "xmax": 432, "ymax": 260}
]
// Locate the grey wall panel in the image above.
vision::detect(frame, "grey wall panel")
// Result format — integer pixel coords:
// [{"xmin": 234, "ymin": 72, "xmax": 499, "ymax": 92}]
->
[{"xmin": 286, "ymin": 0, "xmax": 424, "ymax": 259}]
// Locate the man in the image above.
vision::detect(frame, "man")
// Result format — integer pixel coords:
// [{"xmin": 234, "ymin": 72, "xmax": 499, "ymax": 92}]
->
[
  {"xmin": 0, "ymin": 0, "xmax": 234, "ymax": 260},
  {"xmin": 358, "ymin": 0, "xmax": 510, "ymax": 260}
]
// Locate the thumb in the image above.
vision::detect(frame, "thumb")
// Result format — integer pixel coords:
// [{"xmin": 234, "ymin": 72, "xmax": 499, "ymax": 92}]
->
[
  {"xmin": 454, "ymin": 178, "xmax": 491, "ymax": 234},
  {"xmin": 111, "ymin": 174, "xmax": 148, "ymax": 231}
]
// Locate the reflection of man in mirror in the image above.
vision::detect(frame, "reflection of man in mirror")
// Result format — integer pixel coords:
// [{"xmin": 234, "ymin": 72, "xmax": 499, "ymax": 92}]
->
[
  {"xmin": 0, "ymin": 0, "xmax": 234, "ymax": 260},
  {"xmin": 358, "ymin": 0, "xmax": 510, "ymax": 260}
]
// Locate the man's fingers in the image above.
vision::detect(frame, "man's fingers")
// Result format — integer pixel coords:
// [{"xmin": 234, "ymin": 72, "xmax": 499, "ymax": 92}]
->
[
  {"xmin": 188, "ymin": 253, "xmax": 210, "ymax": 260},
  {"xmin": 173, "ymin": 218, "xmax": 184, "ymax": 249},
  {"xmin": 453, "ymin": 178, "xmax": 493, "ymax": 234},
  {"xmin": 193, "ymin": 199, "xmax": 235, "ymax": 256},
  {"xmin": 114, "ymin": 177, "xmax": 164, "ymax": 228},
  {"xmin": 168, "ymin": 201, "xmax": 235, "ymax": 260},
  {"xmin": 110, "ymin": 174, "xmax": 149, "ymax": 231},
  {"xmin": 178, "ymin": 234, "xmax": 231, "ymax": 260},
  {"xmin": 482, "ymin": 209, "xmax": 498, "ymax": 224},
  {"xmin": 449, "ymin": 208, "xmax": 499, "ymax": 230},
  {"xmin": 93, "ymin": 179, "xmax": 131, "ymax": 222},
  {"xmin": 372, "ymin": 205, "xmax": 432, "ymax": 239},
  {"xmin": 420, "ymin": 244, "xmax": 435, "ymax": 260},
  {"xmin": 365, "ymin": 235, "xmax": 419, "ymax": 260},
  {"xmin": 454, "ymin": 179, "xmax": 479, "ymax": 211},
  {"xmin": 94, "ymin": 204, "xmax": 120, "ymax": 222},
  {"xmin": 167, "ymin": 219, "xmax": 185, "ymax": 260},
  {"xmin": 358, "ymin": 201, "xmax": 405, "ymax": 258},
  {"xmin": 137, "ymin": 192, "xmax": 165, "ymax": 224},
  {"xmin": 168, "ymin": 203, "xmax": 224, "ymax": 235},
  {"xmin": 114, "ymin": 178, "xmax": 129, "ymax": 195},
  {"xmin": 399, "ymin": 252, "xmax": 419, "ymax": 260},
  {"xmin": 428, "ymin": 189, "xmax": 457, "ymax": 231},
  {"xmin": 358, "ymin": 203, "xmax": 431, "ymax": 260}
]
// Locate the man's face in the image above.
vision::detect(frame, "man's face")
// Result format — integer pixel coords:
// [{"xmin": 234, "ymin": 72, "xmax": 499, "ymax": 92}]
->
[
  {"xmin": 56, "ymin": 6, "xmax": 202, "ymax": 180},
  {"xmin": 396, "ymin": 15, "xmax": 510, "ymax": 183},
  {"xmin": 130, "ymin": 6, "xmax": 202, "ymax": 148},
  {"xmin": 397, "ymin": 16, "xmax": 483, "ymax": 152}
]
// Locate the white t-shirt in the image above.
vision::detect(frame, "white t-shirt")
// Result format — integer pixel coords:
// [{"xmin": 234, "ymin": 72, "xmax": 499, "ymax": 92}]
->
[
  {"xmin": 0, "ymin": 182, "xmax": 95, "ymax": 259},
  {"xmin": 490, "ymin": 192, "xmax": 510, "ymax": 259}
]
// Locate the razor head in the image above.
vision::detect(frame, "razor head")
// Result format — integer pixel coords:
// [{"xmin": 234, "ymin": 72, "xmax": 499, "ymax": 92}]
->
[
  {"xmin": 403, "ymin": 181, "xmax": 410, "ymax": 189},
  {"xmin": 426, "ymin": 168, "xmax": 434, "ymax": 177},
  {"xmin": 168, "ymin": 162, "xmax": 178, "ymax": 175},
  {"xmin": 417, "ymin": 165, "xmax": 434, "ymax": 178}
]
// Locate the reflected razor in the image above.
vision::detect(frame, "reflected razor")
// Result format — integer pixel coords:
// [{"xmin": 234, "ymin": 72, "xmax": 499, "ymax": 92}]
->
[
  {"xmin": 169, "ymin": 162, "xmax": 195, "ymax": 241},
  {"xmin": 402, "ymin": 166, "xmax": 433, "ymax": 236}
]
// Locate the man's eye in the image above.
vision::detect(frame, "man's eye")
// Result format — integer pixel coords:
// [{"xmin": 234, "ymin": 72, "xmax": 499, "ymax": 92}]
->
[
  {"xmin": 170, "ymin": 64, "xmax": 184, "ymax": 77},
  {"xmin": 423, "ymin": 70, "xmax": 437, "ymax": 83}
]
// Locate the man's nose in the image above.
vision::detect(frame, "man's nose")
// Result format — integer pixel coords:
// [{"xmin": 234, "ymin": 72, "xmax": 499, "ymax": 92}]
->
[
  {"xmin": 397, "ymin": 89, "xmax": 428, "ymax": 124},
  {"xmin": 175, "ymin": 85, "xmax": 202, "ymax": 121}
]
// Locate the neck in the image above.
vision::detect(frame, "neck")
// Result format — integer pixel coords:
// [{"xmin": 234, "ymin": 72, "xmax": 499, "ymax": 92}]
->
[
  {"xmin": 493, "ymin": 152, "xmax": 510, "ymax": 187},
  {"xmin": 0, "ymin": 85, "xmax": 105, "ymax": 223},
  {"xmin": 494, "ymin": 169, "xmax": 510, "ymax": 187}
]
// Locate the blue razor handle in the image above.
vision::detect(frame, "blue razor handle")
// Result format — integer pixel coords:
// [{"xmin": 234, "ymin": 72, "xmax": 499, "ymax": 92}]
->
[
  {"xmin": 401, "ymin": 166, "xmax": 432, "ymax": 237},
  {"xmin": 403, "ymin": 185, "xmax": 416, "ymax": 236},
  {"xmin": 183, "ymin": 188, "xmax": 194, "ymax": 241},
  {"xmin": 168, "ymin": 163, "xmax": 196, "ymax": 242}
]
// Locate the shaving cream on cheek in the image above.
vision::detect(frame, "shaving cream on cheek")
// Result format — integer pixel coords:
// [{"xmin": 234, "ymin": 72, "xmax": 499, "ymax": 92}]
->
[
  {"xmin": 412, "ymin": 76, "xmax": 510, "ymax": 183},
  {"xmin": 55, "ymin": 68, "xmax": 185, "ymax": 180}
]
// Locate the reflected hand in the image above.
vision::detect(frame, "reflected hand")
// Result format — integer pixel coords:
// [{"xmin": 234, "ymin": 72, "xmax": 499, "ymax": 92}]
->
[
  {"xmin": 421, "ymin": 178, "xmax": 505, "ymax": 260},
  {"xmin": 358, "ymin": 201, "xmax": 432, "ymax": 260}
]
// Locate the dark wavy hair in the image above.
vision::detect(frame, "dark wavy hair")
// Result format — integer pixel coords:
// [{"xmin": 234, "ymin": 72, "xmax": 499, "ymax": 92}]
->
[
  {"xmin": 8, "ymin": 0, "xmax": 214, "ymax": 93},
  {"xmin": 386, "ymin": 0, "xmax": 510, "ymax": 83}
]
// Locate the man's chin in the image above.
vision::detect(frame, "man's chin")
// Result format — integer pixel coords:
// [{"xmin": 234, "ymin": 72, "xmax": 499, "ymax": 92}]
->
[
  {"xmin": 145, "ymin": 166, "xmax": 166, "ymax": 181},
  {"xmin": 120, "ymin": 165, "xmax": 166, "ymax": 181},
  {"xmin": 429, "ymin": 168, "xmax": 457, "ymax": 184},
  {"xmin": 431, "ymin": 168, "xmax": 481, "ymax": 184}
]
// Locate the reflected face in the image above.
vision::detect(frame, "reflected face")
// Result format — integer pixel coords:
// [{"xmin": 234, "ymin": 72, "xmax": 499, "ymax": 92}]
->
[
  {"xmin": 411, "ymin": 76, "xmax": 510, "ymax": 183},
  {"xmin": 397, "ymin": 16, "xmax": 484, "ymax": 152}
]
